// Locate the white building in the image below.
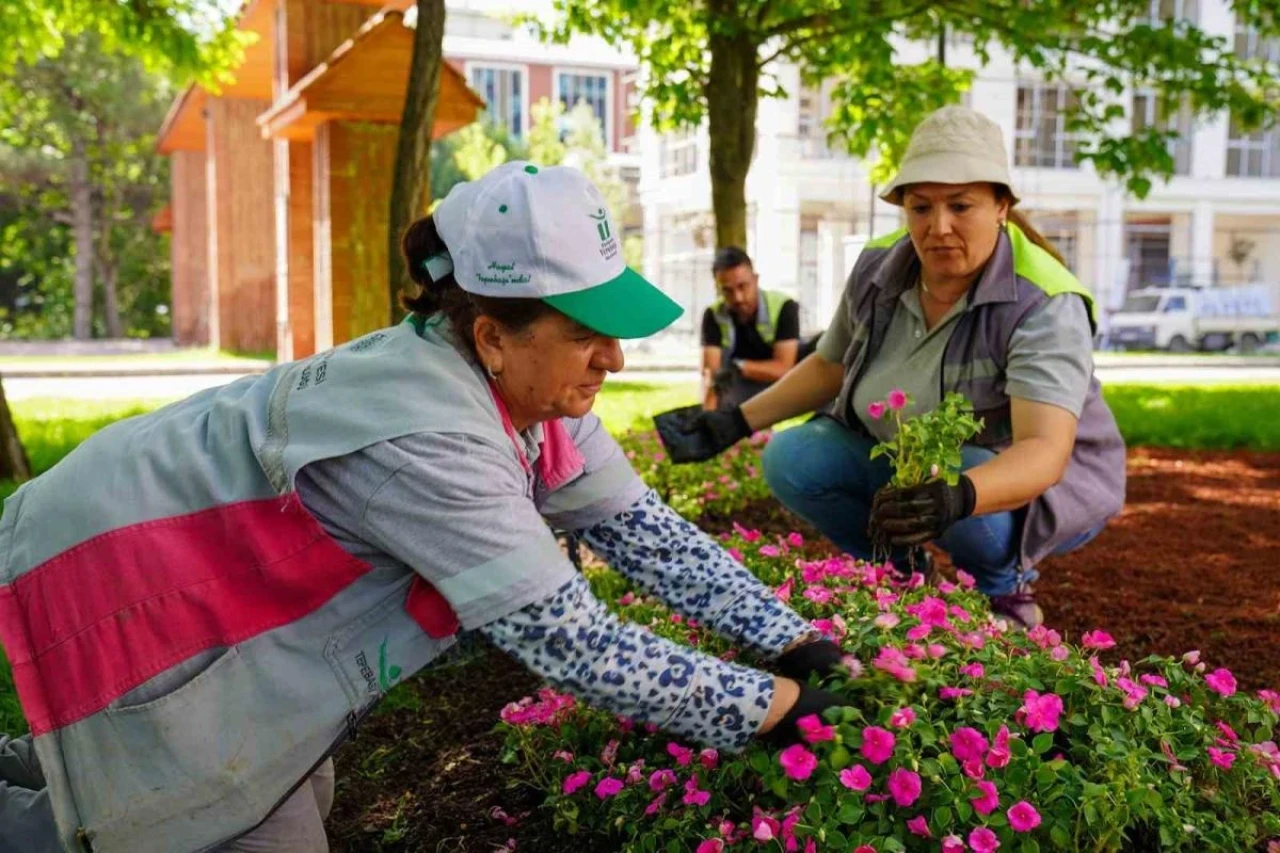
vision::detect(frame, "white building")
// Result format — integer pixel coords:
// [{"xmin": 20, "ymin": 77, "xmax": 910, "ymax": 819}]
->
[{"xmin": 637, "ymin": 0, "xmax": 1280, "ymax": 342}]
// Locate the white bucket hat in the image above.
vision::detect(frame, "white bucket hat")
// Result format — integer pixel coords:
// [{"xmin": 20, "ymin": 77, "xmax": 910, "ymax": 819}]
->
[
  {"xmin": 879, "ymin": 105, "xmax": 1020, "ymax": 206},
  {"xmin": 427, "ymin": 160, "xmax": 682, "ymax": 339}
]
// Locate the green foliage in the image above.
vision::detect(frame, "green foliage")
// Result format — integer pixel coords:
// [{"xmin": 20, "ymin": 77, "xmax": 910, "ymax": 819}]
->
[
  {"xmin": 500, "ymin": 457, "xmax": 1280, "ymax": 851},
  {"xmin": 532, "ymin": 0, "xmax": 1280, "ymax": 197},
  {"xmin": 868, "ymin": 391, "xmax": 984, "ymax": 488},
  {"xmin": 0, "ymin": 32, "xmax": 177, "ymax": 339},
  {"xmin": 527, "ymin": 97, "xmax": 569, "ymax": 168},
  {"xmin": 0, "ymin": 0, "xmax": 247, "ymax": 90}
]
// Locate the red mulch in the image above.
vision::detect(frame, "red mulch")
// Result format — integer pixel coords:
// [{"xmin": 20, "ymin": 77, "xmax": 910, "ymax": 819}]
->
[{"xmin": 327, "ymin": 447, "xmax": 1280, "ymax": 851}]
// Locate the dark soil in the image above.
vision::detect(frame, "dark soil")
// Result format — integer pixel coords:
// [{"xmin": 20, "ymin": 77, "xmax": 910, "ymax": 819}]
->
[{"xmin": 328, "ymin": 448, "xmax": 1280, "ymax": 851}]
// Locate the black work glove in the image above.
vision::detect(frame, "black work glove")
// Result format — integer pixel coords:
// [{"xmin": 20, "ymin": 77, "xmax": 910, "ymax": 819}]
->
[
  {"xmin": 710, "ymin": 362, "xmax": 741, "ymax": 395},
  {"xmin": 653, "ymin": 403, "xmax": 751, "ymax": 464},
  {"xmin": 774, "ymin": 638, "xmax": 845, "ymax": 684},
  {"xmin": 870, "ymin": 474, "xmax": 977, "ymax": 548},
  {"xmin": 759, "ymin": 684, "xmax": 848, "ymax": 747}
]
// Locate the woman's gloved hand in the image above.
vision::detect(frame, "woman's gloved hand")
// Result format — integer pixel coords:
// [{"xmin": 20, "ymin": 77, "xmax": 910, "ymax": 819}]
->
[
  {"xmin": 758, "ymin": 683, "xmax": 849, "ymax": 746},
  {"xmin": 869, "ymin": 474, "xmax": 976, "ymax": 547},
  {"xmin": 653, "ymin": 404, "xmax": 751, "ymax": 464},
  {"xmin": 774, "ymin": 637, "xmax": 845, "ymax": 684}
]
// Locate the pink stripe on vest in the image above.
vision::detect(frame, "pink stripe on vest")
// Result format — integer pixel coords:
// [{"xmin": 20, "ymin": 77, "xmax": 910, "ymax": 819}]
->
[
  {"xmin": 0, "ymin": 494, "xmax": 370, "ymax": 736},
  {"xmin": 486, "ymin": 381, "xmax": 586, "ymax": 491}
]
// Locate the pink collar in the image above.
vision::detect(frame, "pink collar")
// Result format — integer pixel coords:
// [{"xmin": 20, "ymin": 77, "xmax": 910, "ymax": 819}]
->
[{"xmin": 486, "ymin": 380, "xmax": 585, "ymax": 491}]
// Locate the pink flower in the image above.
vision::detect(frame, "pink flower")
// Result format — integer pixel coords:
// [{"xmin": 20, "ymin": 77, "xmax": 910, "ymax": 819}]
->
[
  {"xmin": 951, "ymin": 727, "xmax": 990, "ymax": 763},
  {"xmin": 648, "ymin": 769, "xmax": 676, "ymax": 792},
  {"xmin": 874, "ymin": 613, "xmax": 901, "ymax": 630},
  {"xmin": 727, "ymin": 547, "xmax": 745, "ymax": 562},
  {"xmin": 682, "ymin": 778, "xmax": 711, "ymax": 807},
  {"xmin": 929, "ymin": 643, "xmax": 949, "ymax": 659},
  {"xmin": 643, "ymin": 792, "xmax": 667, "ymax": 816},
  {"xmin": 956, "ymin": 569, "xmax": 977, "ymax": 589},
  {"xmin": 1160, "ymin": 740, "xmax": 1188, "ymax": 772},
  {"xmin": 962, "ymin": 758, "xmax": 986, "ymax": 780},
  {"xmin": 842, "ymin": 654, "xmax": 865, "ymax": 678},
  {"xmin": 1117, "ymin": 677, "xmax": 1148, "ymax": 711},
  {"xmin": 731, "ymin": 522, "xmax": 761, "ymax": 542},
  {"xmin": 779, "ymin": 744, "xmax": 818, "ymax": 781},
  {"xmin": 986, "ymin": 726, "xmax": 1012, "ymax": 769},
  {"xmin": 552, "ymin": 750, "xmax": 574, "ymax": 763},
  {"xmin": 907, "ymin": 596, "xmax": 951, "ymax": 628},
  {"xmin": 888, "ymin": 768, "xmax": 922, "ymax": 807},
  {"xmin": 1050, "ymin": 645, "xmax": 1070, "ymax": 662},
  {"xmin": 752, "ymin": 813, "xmax": 780, "ymax": 842},
  {"xmin": 889, "ymin": 707, "xmax": 917, "ymax": 728},
  {"xmin": 1164, "ymin": 695, "xmax": 1182, "ymax": 708},
  {"xmin": 562, "ymin": 770, "xmax": 591, "ymax": 795},
  {"xmin": 854, "ymin": 847, "xmax": 876, "ymax": 853},
  {"xmin": 906, "ymin": 624, "xmax": 933, "ymax": 641},
  {"xmin": 699, "ymin": 748, "xmax": 720, "ymax": 769},
  {"xmin": 797, "ymin": 714, "xmax": 836, "ymax": 744},
  {"xmin": 1207, "ymin": 747, "xmax": 1236, "ymax": 770},
  {"xmin": 839, "ymin": 764, "xmax": 873, "ymax": 791},
  {"xmin": 970, "ymin": 780, "xmax": 1000, "ymax": 815},
  {"xmin": 804, "ymin": 585, "xmax": 833, "ymax": 604},
  {"xmin": 759, "ymin": 544, "xmax": 781, "ymax": 558},
  {"xmin": 1182, "ymin": 649, "xmax": 1201, "ymax": 666},
  {"xmin": 942, "ymin": 835, "xmax": 966, "ymax": 853},
  {"xmin": 696, "ymin": 840, "xmax": 725, "ymax": 853},
  {"xmin": 1140, "ymin": 674, "xmax": 1168, "ymax": 688},
  {"xmin": 968, "ymin": 827, "xmax": 1001, "ymax": 853},
  {"xmin": 861, "ymin": 726, "xmax": 897, "ymax": 764},
  {"xmin": 1205, "ymin": 668, "xmax": 1238, "ymax": 697},
  {"xmin": 873, "ymin": 646, "xmax": 918, "ymax": 682},
  {"xmin": 903, "ymin": 644, "xmax": 926, "ymax": 660},
  {"xmin": 960, "ymin": 663, "xmax": 985, "ymax": 679},
  {"xmin": 887, "ymin": 388, "xmax": 908, "ymax": 410},
  {"xmin": 1089, "ymin": 656, "xmax": 1109, "ymax": 687},
  {"xmin": 867, "ymin": 401, "xmax": 887, "ymax": 420},
  {"xmin": 775, "ymin": 577, "xmax": 794, "ymax": 601},
  {"xmin": 617, "ymin": 592, "xmax": 636, "ymax": 606},
  {"xmin": 787, "ymin": 531, "xmax": 805, "ymax": 547},
  {"xmin": 1008, "ymin": 801, "xmax": 1042, "ymax": 832},
  {"xmin": 940, "ymin": 686, "xmax": 974, "ymax": 701},
  {"xmin": 667, "ymin": 742, "xmax": 694, "ymax": 766},
  {"xmin": 1260, "ymin": 689, "xmax": 1280, "ymax": 714},
  {"xmin": 1017, "ymin": 690, "xmax": 1063, "ymax": 732},
  {"xmin": 906, "ymin": 815, "xmax": 932, "ymax": 837},
  {"xmin": 1081, "ymin": 630, "xmax": 1116, "ymax": 650},
  {"xmin": 594, "ymin": 776, "xmax": 623, "ymax": 799}
]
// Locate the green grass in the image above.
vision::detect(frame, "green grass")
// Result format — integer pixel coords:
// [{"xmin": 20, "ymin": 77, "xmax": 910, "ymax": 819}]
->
[
  {"xmin": 0, "ymin": 380, "xmax": 1274, "ymax": 735},
  {"xmin": 1102, "ymin": 383, "xmax": 1280, "ymax": 451}
]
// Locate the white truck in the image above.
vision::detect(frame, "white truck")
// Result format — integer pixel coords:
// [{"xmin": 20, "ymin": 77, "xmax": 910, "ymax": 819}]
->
[{"xmin": 1106, "ymin": 282, "xmax": 1280, "ymax": 353}]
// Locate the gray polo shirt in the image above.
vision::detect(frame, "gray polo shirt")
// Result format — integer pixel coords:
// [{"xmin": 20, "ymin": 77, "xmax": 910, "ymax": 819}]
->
[{"xmin": 819, "ymin": 284, "xmax": 1094, "ymax": 443}]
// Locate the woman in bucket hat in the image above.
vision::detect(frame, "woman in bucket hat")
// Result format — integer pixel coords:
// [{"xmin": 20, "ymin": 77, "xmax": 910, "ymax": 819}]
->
[
  {"xmin": 658, "ymin": 106, "xmax": 1126, "ymax": 630},
  {"xmin": 0, "ymin": 162, "xmax": 849, "ymax": 853}
]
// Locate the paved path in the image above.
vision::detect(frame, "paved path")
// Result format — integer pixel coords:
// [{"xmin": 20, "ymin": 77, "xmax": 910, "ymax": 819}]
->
[{"xmin": 3, "ymin": 361, "xmax": 1278, "ymax": 402}]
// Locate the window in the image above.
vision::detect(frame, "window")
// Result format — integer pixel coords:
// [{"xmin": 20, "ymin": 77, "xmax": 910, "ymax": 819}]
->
[
  {"xmin": 469, "ymin": 65, "xmax": 525, "ymax": 139},
  {"xmin": 660, "ymin": 130, "xmax": 699, "ymax": 177},
  {"xmin": 1164, "ymin": 295, "xmax": 1188, "ymax": 313},
  {"xmin": 1146, "ymin": 0, "xmax": 1197, "ymax": 24},
  {"xmin": 1132, "ymin": 91, "xmax": 1192, "ymax": 175},
  {"xmin": 557, "ymin": 71, "xmax": 611, "ymax": 144},
  {"xmin": 1235, "ymin": 23, "xmax": 1280, "ymax": 63},
  {"xmin": 1029, "ymin": 212, "xmax": 1080, "ymax": 271},
  {"xmin": 1124, "ymin": 221, "xmax": 1173, "ymax": 289},
  {"xmin": 1226, "ymin": 115, "xmax": 1280, "ymax": 177},
  {"xmin": 1014, "ymin": 83, "xmax": 1080, "ymax": 169}
]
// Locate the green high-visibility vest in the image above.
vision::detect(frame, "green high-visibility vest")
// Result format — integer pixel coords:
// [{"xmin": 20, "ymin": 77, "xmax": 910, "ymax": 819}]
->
[{"xmin": 712, "ymin": 288, "xmax": 790, "ymax": 355}]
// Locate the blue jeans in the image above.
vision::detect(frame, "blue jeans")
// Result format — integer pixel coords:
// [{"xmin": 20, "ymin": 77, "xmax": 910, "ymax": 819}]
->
[{"xmin": 762, "ymin": 417, "xmax": 1099, "ymax": 597}]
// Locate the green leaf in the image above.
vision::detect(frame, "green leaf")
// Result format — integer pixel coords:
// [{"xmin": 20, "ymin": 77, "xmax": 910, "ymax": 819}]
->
[{"xmin": 1032, "ymin": 733, "xmax": 1055, "ymax": 754}]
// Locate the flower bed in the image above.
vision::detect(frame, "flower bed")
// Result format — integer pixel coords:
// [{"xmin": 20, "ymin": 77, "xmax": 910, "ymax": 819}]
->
[{"xmin": 499, "ymin": 438, "xmax": 1280, "ymax": 852}]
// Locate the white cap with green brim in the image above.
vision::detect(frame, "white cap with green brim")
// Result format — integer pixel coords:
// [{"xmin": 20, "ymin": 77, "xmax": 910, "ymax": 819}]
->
[
  {"xmin": 879, "ymin": 105, "xmax": 1021, "ymax": 206},
  {"xmin": 429, "ymin": 160, "xmax": 683, "ymax": 339}
]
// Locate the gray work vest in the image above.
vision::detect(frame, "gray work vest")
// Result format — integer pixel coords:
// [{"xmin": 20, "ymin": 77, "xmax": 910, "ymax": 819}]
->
[
  {"xmin": 830, "ymin": 224, "xmax": 1126, "ymax": 569},
  {"xmin": 0, "ymin": 318, "xmax": 580, "ymax": 852}
]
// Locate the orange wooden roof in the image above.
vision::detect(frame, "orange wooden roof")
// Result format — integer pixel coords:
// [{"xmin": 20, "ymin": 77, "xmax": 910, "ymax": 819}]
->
[
  {"xmin": 156, "ymin": 0, "xmax": 275, "ymax": 153},
  {"xmin": 256, "ymin": 8, "xmax": 484, "ymax": 142}
]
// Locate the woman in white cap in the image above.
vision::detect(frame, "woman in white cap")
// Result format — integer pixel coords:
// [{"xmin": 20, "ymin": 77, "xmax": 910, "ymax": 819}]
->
[
  {"xmin": 0, "ymin": 162, "xmax": 847, "ymax": 853},
  {"xmin": 660, "ymin": 106, "xmax": 1126, "ymax": 629}
]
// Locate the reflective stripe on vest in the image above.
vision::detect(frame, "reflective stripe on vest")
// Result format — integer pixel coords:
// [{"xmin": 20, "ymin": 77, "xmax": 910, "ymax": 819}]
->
[{"xmin": 712, "ymin": 289, "xmax": 790, "ymax": 354}]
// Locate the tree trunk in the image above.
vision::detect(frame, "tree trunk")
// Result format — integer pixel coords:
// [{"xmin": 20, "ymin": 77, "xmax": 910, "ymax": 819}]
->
[
  {"xmin": 0, "ymin": 378, "xmax": 31, "ymax": 483},
  {"xmin": 70, "ymin": 143, "xmax": 95, "ymax": 339},
  {"xmin": 705, "ymin": 19, "xmax": 760, "ymax": 250},
  {"xmin": 101, "ymin": 258, "xmax": 123, "ymax": 338},
  {"xmin": 387, "ymin": 0, "xmax": 445, "ymax": 324}
]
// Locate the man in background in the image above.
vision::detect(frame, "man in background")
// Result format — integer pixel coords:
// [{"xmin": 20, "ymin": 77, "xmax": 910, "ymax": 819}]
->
[{"xmin": 700, "ymin": 246, "xmax": 816, "ymax": 411}]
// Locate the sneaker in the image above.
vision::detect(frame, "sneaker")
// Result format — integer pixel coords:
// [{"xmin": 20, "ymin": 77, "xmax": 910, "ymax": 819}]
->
[{"xmin": 989, "ymin": 588, "xmax": 1044, "ymax": 630}]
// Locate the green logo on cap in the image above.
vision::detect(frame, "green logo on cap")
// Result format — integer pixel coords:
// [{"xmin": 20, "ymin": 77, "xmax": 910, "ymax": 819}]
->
[{"xmin": 589, "ymin": 209, "xmax": 611, "ymax": 242}]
